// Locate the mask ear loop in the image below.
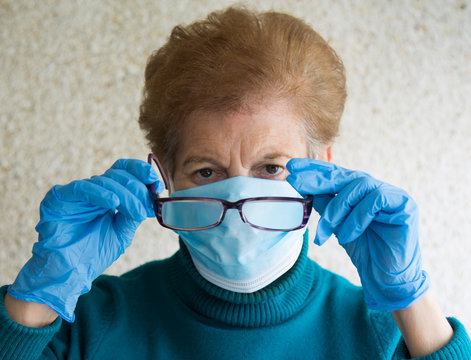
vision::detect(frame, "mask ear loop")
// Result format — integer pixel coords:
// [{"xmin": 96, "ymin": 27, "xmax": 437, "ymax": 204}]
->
[{"xmin": 147, "ymin": 153, "xmax": 170, "ymax": 193}]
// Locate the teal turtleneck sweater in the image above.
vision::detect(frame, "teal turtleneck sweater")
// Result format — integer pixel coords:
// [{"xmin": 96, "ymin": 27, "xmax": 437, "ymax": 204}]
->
[{"xmin": 1, "ymin": 232, "xmax": 470, "ymax": 359}]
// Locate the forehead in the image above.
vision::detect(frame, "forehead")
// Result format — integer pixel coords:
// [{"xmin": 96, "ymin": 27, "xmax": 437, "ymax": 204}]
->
[{"xmin": 177, "ymin": 100, "xmax": 306, "ymax": 157}]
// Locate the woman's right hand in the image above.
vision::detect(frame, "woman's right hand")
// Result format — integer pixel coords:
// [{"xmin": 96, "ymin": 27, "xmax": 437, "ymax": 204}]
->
[{"xmin": 7, "ymin": 159, "xmax": 163, "ymax": 323}]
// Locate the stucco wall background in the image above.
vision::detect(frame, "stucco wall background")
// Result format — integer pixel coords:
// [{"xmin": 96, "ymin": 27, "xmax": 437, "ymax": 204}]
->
[{"xmin": 1, "ymin": 0, "xmax": 470, "ymax": 330}]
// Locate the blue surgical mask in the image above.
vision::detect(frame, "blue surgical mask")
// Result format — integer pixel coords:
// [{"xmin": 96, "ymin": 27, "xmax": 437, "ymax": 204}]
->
[{"xmin": 170, "ymin": 176, "xmax": 306, "ymax": 293}]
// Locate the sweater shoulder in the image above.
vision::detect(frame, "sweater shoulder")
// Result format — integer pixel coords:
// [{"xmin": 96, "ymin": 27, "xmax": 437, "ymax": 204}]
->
[
  {"xmin": 75, "ymin": 253, "xmax": 178, "ymax": 321},
  {"xmin": 306, "ymin": 259, "xmax": 402, "ymax": 358},
  {"xmin": 99, "ymin": 254, "xmax": 174, "ymax": 284},
  {"xmin": 86, "ymin": 252, "xmax": 178, "ymax": 304},
  {"xmin": 43, "ymin": 253, "xmax": 178, "ymax": 358},
  {"xmin": 308, "ymin": 258, "xmax": 364, "ymax": 303}
]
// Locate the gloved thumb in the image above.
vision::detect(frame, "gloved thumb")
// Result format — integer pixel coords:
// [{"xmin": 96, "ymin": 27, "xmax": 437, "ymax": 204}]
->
[
  {"xmin": 112, "ymin": 212, "xmax": 141, "ymax": 250},
  {"xmin": 312, "ymin": 194, "xmax": 335, "ymax": 246}
]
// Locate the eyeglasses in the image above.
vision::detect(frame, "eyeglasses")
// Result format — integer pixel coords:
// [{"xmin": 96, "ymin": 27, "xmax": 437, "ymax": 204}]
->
[{"xmin": 146, "ymin": 154, "xmax": 313, "ymax": 231}]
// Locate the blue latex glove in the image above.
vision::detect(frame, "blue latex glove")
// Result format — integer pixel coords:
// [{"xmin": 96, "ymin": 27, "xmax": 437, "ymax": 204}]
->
[
  {"xmin": 8, "ymin": 159, "xmax": 163, "ymax": 322},
  {"xmin": 286, "ymin": 158, "xmax": 430, "ymax": 312}
]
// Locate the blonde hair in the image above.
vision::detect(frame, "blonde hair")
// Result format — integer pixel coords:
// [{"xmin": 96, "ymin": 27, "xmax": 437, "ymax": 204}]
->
[{"xmin": 139, "ymin": 6, "xmax": 346, "ymax": 174}]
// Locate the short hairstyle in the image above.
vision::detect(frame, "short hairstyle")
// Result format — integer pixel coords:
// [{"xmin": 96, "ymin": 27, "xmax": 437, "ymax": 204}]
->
[{"xmin": 139, "ymin": 6, "xmax": 346, "ymax": 175}]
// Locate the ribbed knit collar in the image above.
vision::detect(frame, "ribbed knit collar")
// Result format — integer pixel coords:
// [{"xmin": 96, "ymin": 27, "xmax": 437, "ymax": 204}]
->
[{"xmin": 168, "ymin": 230, "xmax": 317, "ymax": 328}]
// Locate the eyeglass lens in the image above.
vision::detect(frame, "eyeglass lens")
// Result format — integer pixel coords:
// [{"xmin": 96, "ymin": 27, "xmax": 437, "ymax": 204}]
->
[
  {"xmin": 161, "ymin": 199, "xmax": 304, "ymax": 231},
  {"xmin": 162, "ymin": 200, "xmax": 224, "ymax": 229},
  {"xmin": 242, "ymin": 200, "xmax": 304, "ymax": 230}
]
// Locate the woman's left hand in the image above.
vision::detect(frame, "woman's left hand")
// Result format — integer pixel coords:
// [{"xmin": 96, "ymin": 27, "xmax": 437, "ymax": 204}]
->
[{"xmin": 286, "ymin": 158, "xmax": 430, "ymax": 312}]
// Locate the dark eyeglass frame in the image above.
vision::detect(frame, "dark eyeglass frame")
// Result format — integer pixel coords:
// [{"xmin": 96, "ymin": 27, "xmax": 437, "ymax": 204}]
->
[{"xmin": 146, "ymin": 153, "xmax": 313, "ymax": 232}]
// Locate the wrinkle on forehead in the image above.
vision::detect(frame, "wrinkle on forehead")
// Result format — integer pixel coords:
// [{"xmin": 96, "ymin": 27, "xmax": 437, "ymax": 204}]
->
[{"xmin": 174, "ymin": 99, "xmax": 307, "ymax": 173}]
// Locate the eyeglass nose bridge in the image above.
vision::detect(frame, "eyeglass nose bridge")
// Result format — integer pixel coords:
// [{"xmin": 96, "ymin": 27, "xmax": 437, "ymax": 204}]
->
[{"xmin": 216, "ymin": 199, "xmax": 249, "ymax": 227}]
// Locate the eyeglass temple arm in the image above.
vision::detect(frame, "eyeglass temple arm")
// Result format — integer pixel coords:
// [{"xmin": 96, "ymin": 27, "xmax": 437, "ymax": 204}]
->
[{"xmin": 147, "ymin": 153, "xmax": 170, "ymax": 193}]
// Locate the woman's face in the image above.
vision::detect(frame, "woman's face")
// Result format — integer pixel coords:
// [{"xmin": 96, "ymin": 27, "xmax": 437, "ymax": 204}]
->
[{"xmin": 171, "ymin": 100, "xmax": 327, "ymax": 191}]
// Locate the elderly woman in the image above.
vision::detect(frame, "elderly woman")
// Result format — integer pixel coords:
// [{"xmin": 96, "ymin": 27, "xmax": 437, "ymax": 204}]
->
[{"xmin": 1, "ymin": 6, "xmax": 470, "ymax": 360}]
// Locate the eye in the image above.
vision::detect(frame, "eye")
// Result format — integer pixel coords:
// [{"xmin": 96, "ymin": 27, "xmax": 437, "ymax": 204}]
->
[
  {"xmin": 190, "ymin": 167, "xmax": 226, "ymax": 185},
  {"xmin": 264, "ymin": 164, "xmax": 282, "ymax": 175},
  {"xmin": 197, "ymin": 168, "xmax": 213, "ymax": 178}
]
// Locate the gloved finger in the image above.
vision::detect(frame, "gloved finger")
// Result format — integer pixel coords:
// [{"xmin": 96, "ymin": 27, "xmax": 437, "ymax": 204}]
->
[
  {"xmin": 112, "ymin": 212, "xmax": 141, "ymax": 249},
  {"xmin": 312, "ymin": 193, "xmax": 334, "ymax": 215},
  {"xmin": 102, "ymin": 168, "xmax": 158, "ymax": 217},
  {"xmin": 110, "ymin": 159, "xmax": 159, "ymax": 185},
  {"xmin": 311, "ymin": 194, "xmax": 335, "ymax": 246},
  {"xmin": 287, "ymin": 158, "xmax": 334, "ymax": 172},
  {"xmin": 314, "ymin": 176, "xmax": 381, "ymax": 245},
  {"xmin": 373, "ymin": 186, "xmax": 418, "ymax": 226},
  {"xmin": 86, "ymin": 175, "xmax": 148, "ymax": 222},
  {"xmin": 51, "ymin": 181, "xmax": 121, "ymax": 211},
  {"xmin": 286, "ymin": 158, "xmax": 370, "ymax": 196},
  {"xmin": 335, "ymin": 184, "xmax": 411, "ymax": 245}
]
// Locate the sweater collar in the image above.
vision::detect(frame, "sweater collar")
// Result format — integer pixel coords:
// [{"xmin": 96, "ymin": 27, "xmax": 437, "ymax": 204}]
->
[{"xmin": 168, "ymin": 230, "xmax": 317, "ymax": 328}]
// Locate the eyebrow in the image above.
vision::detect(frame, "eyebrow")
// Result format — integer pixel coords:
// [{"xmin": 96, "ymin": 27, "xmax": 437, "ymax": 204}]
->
[
  {"xmin": 182, "ymin": 152, "xmax": 291, "ymax": 169},
  {"xmin": 182, "ymin": 156, "xmax": 224, "ymax": 168},
  {"xmin": 250, "ymin": 152, "xmax": 292, "ymax": 169}
]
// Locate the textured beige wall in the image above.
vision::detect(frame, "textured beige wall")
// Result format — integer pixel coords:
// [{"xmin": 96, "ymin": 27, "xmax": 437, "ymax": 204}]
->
[{"xmin": 1, "ymin": 0, "xmax": 470, "ymax": 330}]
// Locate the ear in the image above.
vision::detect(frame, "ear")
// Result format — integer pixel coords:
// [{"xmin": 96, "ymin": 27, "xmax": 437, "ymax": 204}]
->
[
  {"xmin": 327, "ymin": 145, "xmax": 332, "ymax": 162},
  {"xmin": 317, "ymin": 144, "xmax": 333, "ymax": 162}
]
